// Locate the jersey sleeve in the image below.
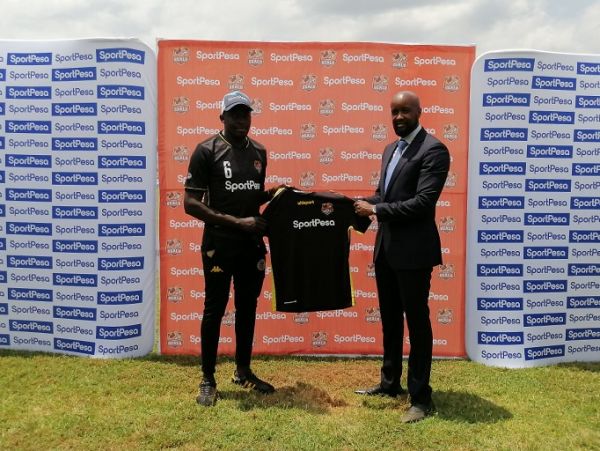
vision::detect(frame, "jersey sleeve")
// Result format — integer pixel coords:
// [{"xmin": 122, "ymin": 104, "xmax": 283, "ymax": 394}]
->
[{"xmin": 184, "ymin": 144, "xmax": 210, "ymax": 192}]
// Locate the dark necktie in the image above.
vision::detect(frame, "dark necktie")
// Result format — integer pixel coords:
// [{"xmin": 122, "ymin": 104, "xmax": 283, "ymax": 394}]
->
[{"xmin": 384, "ymin": 139, "xmax": 408, "ymax": 192}]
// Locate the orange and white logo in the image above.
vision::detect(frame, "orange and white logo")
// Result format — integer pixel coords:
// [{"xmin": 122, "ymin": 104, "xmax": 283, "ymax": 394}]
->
[
  {"xmin": 312, "ymin": 331, "xmax": 328, "ymax": 347},
  {"xmin": 365, "ymin": 307, "xmax": 381, "ymax": 323},
  {"xmin": 369, "ymin": 171, "xmax": 380, "ymax": 187},
  {"xmin": 299, "ymin": 171, "xmax": 315, "ymax": 188},
  {"xmin": 372, "ymin": 74, "xmax": 388, "ymax": 92},
  {"xmin": 172, "ymin": 145, "xmax": 189, "ymax": 163},
  {"xmin": 301, "ymin": 73, "xmax": 318, "ymax": 91},
  {"xmin": 172, "ymin": 47, "xmax": 189, "ymax": 64},
  {"xmin": 319, "ymin": 147, "xmax": 334, "ymax": 165},
  {"xmin": 321, "ymin": 202, "xmax": 334, "ymax": 216},
  {"xmin": 319, "ymin": 99, "xmax": 335, "ymax": 116},
  {"xmin": 166, "ymin": 331, "xmax": 184, "ymax": 348},
  {"xmin": 438, "ymin": 216, "xmax": 456, "ymax": 233},
  {"xmin": 320, "ymin": 50, "xmax": 337, "ymax": 67},
  {"xmin": 228, "ymin": 73, "xmax": 244, "ymax": 91},
  {"xmin": 172, "ymin": 96, "xmax": 189, "ymax": 113},
  {"xmin": 372, "ymin": 124, "xmax": 388, "ymax": 141},
  {"xmin": 438, "ymin": 263, "xmax": 455, "ymax": 280},
  {"xmin": 443, "ymin": 123, "xmax": 459, "ymax": 141},
  {"xmin": 167, "ymin": 286, "xmax": 184, "ymax": 303},
  {"xmin": 367, "ymin": 263, "xmax": 376, "ymax": 278},
  {"xmin": 251, "ymin": 98, "xmax": 263, "ymax": 114},
  {"xmin": 300, "ymin": 123, "xmax": 316, "ymax": 141},
  {"xmin": 165, "ymin": 191, "xmax": 182, "ymax": 208},
  {"xmin": 222, "ymin": 311, "xmax": 236, "ymax": 327},
  {"xmin": 392, "ymin": 52, "xmax": 408, "ymax": 69},
  {"xmin": 443, "ymin": 75, "xmax": 460, "ymax": 92},
  {"xmin": 444, "ymin": 171, "xmax": 457, "ymax": 188},
  {"xmin": 294, "ymin": 312, "xmax": 310, "ymax": 324},
  {"xmin": 166, "ymin": 239, "xmax": 183, "ymax": 256},
  {"xmin": 437, "ymin": 308, "xmax": 453, "ymax": 324},
  {"xmin": 248, "ymin": 48, "xmax": 264, "ymax": 66}
]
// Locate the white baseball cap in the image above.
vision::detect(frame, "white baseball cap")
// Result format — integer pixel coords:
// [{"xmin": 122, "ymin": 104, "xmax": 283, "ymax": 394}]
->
[{"xmin": 221, "ymin": 90, "xmax": 253, "ymax": 112}]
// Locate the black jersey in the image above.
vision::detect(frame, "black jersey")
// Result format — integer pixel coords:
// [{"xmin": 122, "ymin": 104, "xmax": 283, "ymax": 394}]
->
[
  {"xmin": 262, "ymin": 189, "xmax": 371, "ymax": 312},
  {"xmin": 184, "ymin": 132, "xmax": 267, "ymax": 239}
]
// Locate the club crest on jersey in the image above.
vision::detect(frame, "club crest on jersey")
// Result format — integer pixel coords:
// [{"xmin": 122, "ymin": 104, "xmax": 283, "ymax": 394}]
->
[
  {"xmin": 254, "ymin": 160, "xmax": 263, "ymax": 173},
  {"xmin": 321, "ymin": 202, "xmax": 334, "ymax": 216}
]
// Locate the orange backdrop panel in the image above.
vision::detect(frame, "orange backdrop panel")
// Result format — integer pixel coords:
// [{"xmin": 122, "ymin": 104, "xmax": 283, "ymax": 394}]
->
[{"xmin": 158, "ymin": 40, "xmax": 475, "ymax": 356}]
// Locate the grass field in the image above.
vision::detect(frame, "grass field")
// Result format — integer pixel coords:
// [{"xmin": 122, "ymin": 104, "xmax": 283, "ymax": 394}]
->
[{"xmin": 1, "ymin": 350, "xmax": 599, "ymax": 450}]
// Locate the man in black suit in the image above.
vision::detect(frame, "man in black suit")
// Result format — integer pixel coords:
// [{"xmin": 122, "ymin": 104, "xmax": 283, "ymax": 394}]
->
[{"xmin": 354, "ymin": 91, "xmax": 450, "ymax": 423}]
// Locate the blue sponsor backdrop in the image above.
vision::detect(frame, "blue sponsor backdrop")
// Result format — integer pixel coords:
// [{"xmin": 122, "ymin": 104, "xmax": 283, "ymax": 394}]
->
[
  {"xmin": 0, "ymin": 39, "xmax": 156, "ymax": 358},
  {"xmin": 467, "ymin": 51, "xmax": 600, "ymax": 367}
]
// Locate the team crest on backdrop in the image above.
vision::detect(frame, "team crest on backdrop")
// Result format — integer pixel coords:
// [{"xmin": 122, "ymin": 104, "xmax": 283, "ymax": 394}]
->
[
  {"xmin": 443, "ymin": 75, "xmax": 460, "ymax": 92},
  {"xmin": 172, "ymin": 145, "xmax": 190, "ymax": 163},
  {"xmin": 312, "ymin": 331, "xmax": 328, "ymax": 348},
  {"xmin": 300, "ymin": 123, "xmax": 316, "ymax": 140},
  {"xmin": 392, "ymin": 52, "xmax": 408, "ymax": 69},
  {"xmin": 365, "ymin": 307, "xmax": 381, "ymax": 323},
  {"xmin": 438, "ymin": 264, "xmax": 455, "ymax": 280},
  {"xmin": 293, "ymin": 313, "xmax": 310, "ymax": 324},
  {"xmin": 172, "ymin": 96, "xmax": 189, "ymax": 113},
  {"xmin": 248, "ymin": 48, "xmax": 264, "ymax": 66},
  {"xmin": 319, "ymin": 99, "xmax": 335, "ymax": 116},
  {"xmin": 372, "ymin": 124, "xmax": 388, "ymax": 141},
  {"xmin": 172, "ymin": 47, "xmax": 189, "ymax": 64},
  {"xmin": 167, "ymin": 331, "xmax": 184, "ymax": 348},
  {"xmin": 372, "ymin": 75, "xmax": 388, "ymax": 92},
  {"xmin": 438, "ymin": 216, "xmax": 456, "ymax": 233},
  {"xmin": 228, "ymin": 73, "xmax": 244, "ymax": 90},
  {"xmin": 222, "ymin": 311, "xmax": 236, "ymax": 327},
  {"xmin": 299, "ymin": 171, "xmax": 315, "ymax": 188},
  {"xmin": 369, "ymin": 171, "xmax": 380, "ymax": 186},
  {"xmin": 166, "ymin": 239, "xmax": 183, "ymax": 256},
  {"xmin": 443, "ymin": 123, "xmax": 459, "ymax": 141},
  {"xmin": 251, "ymin": 99, "xmax": 263, "ymax": 114},
  {"xmin": 301, "ymin": 74, "xmax": 318, "ymax": 91},
  {"xmin": 437, "ymin": 309, "xmax": 453, "ymax": 325},
  {"xmin": 320, "ymin": 50, "xmax": 336, "ymax": 67},
  {"xmin": 167, "ymin": 286, "xmax": 184, "ymax": 303},
  {"xmin": 165, "ymin": 191, "xmax": 182, "ymax": 208},
  {"xmin": 319, "ymin": 147, "xmax": 334, "ymax": 165}
]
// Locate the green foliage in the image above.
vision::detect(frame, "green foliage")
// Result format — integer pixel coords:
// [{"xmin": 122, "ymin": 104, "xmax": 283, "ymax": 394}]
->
[{"xmin": 1, "ymin": 351, "xmax": 598, "ymax": 450}]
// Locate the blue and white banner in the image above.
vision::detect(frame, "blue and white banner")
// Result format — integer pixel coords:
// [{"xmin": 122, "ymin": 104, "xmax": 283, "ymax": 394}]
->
[
  {"xmin": 0, "ymin": 39, "xmax": 156, "ymax": 357},
  {"xmin": 467, "ymin": 50, "xmax": 600, "ymax": 367}
]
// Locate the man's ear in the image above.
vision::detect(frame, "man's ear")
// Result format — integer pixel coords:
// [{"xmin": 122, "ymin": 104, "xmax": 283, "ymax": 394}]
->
[{"xmin": 219, "ymin": 113, "xmax": 224, "ymax": 122}]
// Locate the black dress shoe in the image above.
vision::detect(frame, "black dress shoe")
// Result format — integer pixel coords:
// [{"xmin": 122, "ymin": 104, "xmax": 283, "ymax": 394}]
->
[{"xmin": 355, "ymin": 384, "xmax": 405, "ymax": 397}]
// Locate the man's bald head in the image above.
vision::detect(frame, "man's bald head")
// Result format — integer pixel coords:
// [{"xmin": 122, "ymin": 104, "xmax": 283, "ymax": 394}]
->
[{"xmin": 390, "ymin": 91, "xmax": 422, "ymax": 138}]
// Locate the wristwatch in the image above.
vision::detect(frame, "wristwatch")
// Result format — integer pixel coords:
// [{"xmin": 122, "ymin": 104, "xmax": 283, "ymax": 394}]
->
[{"xmin": 372, "ymin": 205, "xmax": 376, "ymax": 214}]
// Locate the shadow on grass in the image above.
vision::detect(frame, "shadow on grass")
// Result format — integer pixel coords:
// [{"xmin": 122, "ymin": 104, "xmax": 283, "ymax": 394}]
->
[
  {"xmin": 218, "ymin": 381, "xmax": 348, "ymax": 414},
  {"xmin": 434, "ymin": 390, "xmax": 512, "ymax": 423},
  {"xmin": 557, "ymin": 362, "xmax": 600, "ymax": 373}
]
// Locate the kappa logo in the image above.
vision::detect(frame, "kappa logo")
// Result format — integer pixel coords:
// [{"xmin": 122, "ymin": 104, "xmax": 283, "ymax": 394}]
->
[
  {"xmin": 172, "ymin": 96, "xmax": 189, "ymax": 114},
  {"xmin": 321, "ymin": 202, "xmax": 334, "ymax": 216},
  {"xmin": 222, "ymin": 311, "xmax": 235, "ymax": 326},
  {"xmin": 172, "ymin": 47, "xmax": 190, "ymax": 64},
  {"xmin": 319, "ymin": 99, "xmax": 335, "ymax": 116},
  {"xmin": 228, "ymin": 73, "xmax": 244, "ymax": 90},
  {"xmin": 251, "ymin": 98, "xmax": 263, "ymax": 114},
  {"xmin": 320, "ymin": 50, "xmax": 337, "ymax": 67},
  {"xmin": 443, "ymin": 75, "xmax": 460, "ymax": 92},
  {"xmin": 312, "ymin": 331, "xmax": 328, "ymax": 347},
  {"xmin": 299, "ymin": 171, "xmax": 315, "ymax": 188},
  {"xmin": 438, "ymin": 216, "xmax": 456, "ymax": 233},
  {"xmin": 293, "ymin": 312, "xmax": 309, "ymax": 324},
  {"xmin": 367, "ymin": 263, "xmax": 376, "ymax": 278},
  {"xmin": 445, "ymin": 171, "xmax": 457, "ymax": 188},
  {"xmin": 165, "ymin": 191, "xmax": 183, "ymax": 208},
  {"xmin": 167, "ymin": 286, "xmax": 184, "ymax": 303},
  {"xmin": 319, "ymin": 147, "xmax": 334, "ymax": 165},
  {"xmin": 443, "ymin": 123, "xmax": 459, "ymax": 141},
  {"xmin": 438, "ymin": 264, "xmax": 455, "ymax": 280},
  {"xmin": 300, "ymin": 123, "xmax": 316, "ymax": 141},
  {"xmin": 247, "ymin": 48, "xmax": 264, "ymax": 67},
  {"xmin": 301, "ymin": 73, "xmax": 318, "ymax": 91},
  {"xmin": 437, "ymin": 308, "xmax": 453, "ymax": 324},
  {"xmin": 172, "ymin": 145, "xmax": 190, "ymax": 163},
  {"xmin": 372, "ymin": 124, "xmax": 388, "ymax": 141},
  {"xmin": 167, "ymin": 331, "xmax": 183, "ymax": 348},
  {"xmin": 392, "ymin": 52, "xmax": 408, "ymax": 69},
  {"xmin": 369, "ymin": 171, "xmax": 380, "ymax": 187},
  {"xmin": 166, "ymin": 239, "xmax": 183, "ymax": 256},
  {"xmin": 372, "ymin": 74, "xmax": 388, "ymax": 92},
  {"xmin": 210, "ymin": 265, "xmax": 224, "ymax": 273},
  {"xmin": 365, "ymin": 307, "xmax": 381, "ymax": 323},
  {"xmin": 254, "ymin": 160, "xmax": 263, "ymax": 173}
]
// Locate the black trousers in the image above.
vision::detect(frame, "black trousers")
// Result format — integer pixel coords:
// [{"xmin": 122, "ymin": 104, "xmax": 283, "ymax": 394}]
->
[
  {"xmin": 374, "ymin": 253, "xmax": 433, "ymax": 405},
  {"xmin": 200, "ymin": 233, "xmax": 266, "ymax": 377}
]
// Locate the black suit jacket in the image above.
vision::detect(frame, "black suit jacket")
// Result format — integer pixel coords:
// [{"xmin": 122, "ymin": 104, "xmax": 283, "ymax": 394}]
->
[{"xmin": 366, "ymin": 127, "xmax": 450, "ymax": 269}]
